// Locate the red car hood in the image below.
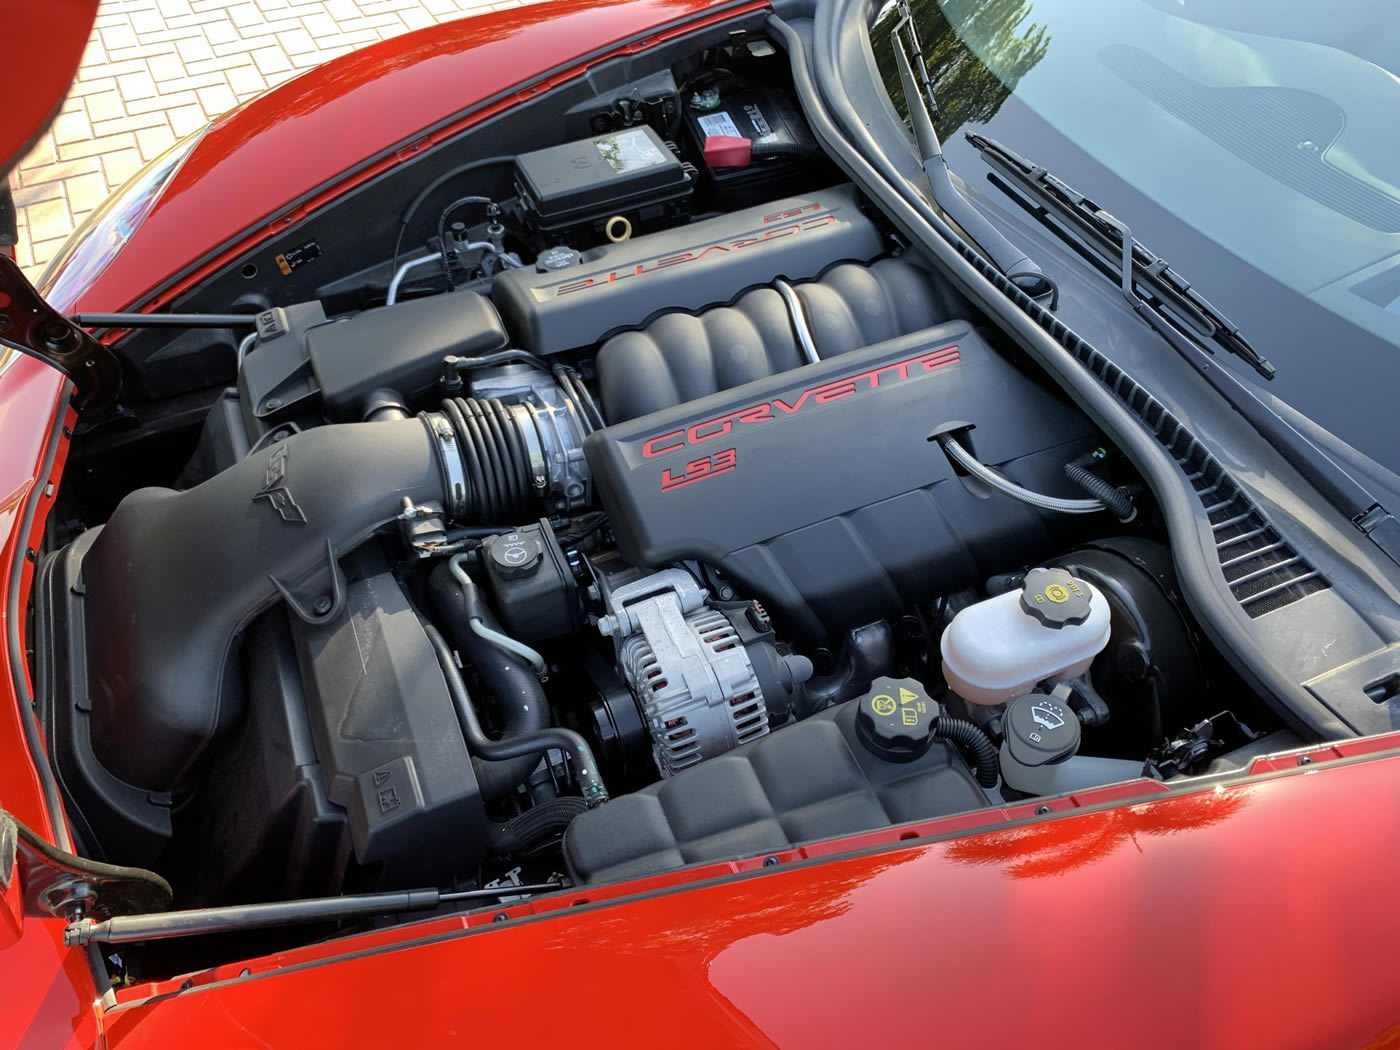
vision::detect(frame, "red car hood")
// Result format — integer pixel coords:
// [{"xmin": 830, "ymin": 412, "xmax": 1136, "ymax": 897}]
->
[
  {"xmin": 0, "ymin": 0, "xmax": 99, "ymax": 175},
  {"xmin": 99, "ymin": 747, "xmax": 1400, "ymax": 1049}
]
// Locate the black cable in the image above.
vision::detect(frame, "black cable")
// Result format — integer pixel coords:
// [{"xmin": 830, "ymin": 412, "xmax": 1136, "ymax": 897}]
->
[
  {"xmin": 1065, "ymin": 460, "xmax": 1134, "ymax": 519},
  {"xmin": 435, "ymin": 195, "xmax": 495, "ymax": 290},
  {"xmin": 390, "ymin": 155, "xmax": 512, "ymax": 290},
  {"xmin": 555, "ymin": 511, "xmax": 609, "ymax": 547},
  {"xmin": 1033, "ymin": 273, "xmax": 1060, "ymax": 311},
  {"xmin": 935, "ymin": 717, "xmax": 1000, "ymax": 788},
  {"xmin": 552, "ymin": 364, "xmax": 606, "ymax": 433},
  {"xmin": 425, "ymin": 621, "xmax": 608, "ymax": 805}
]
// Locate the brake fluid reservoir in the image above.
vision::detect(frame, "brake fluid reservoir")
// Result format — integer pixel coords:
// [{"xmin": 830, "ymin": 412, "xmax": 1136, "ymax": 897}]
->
[{"xmin": 941, "ymin": 568, "xmax": 1111, "ymax": 706}]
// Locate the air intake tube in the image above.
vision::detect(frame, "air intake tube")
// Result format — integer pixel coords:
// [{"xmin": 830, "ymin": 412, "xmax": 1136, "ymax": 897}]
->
[{"xmin": 82, "ymin": 391, "xmax": 590, "ymax": 794}]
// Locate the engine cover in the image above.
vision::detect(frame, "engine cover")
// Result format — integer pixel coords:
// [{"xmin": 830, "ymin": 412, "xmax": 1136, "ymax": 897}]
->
[{"xmin": 585, "ymin": 321, "xmax": 1098, "ymax": 638}]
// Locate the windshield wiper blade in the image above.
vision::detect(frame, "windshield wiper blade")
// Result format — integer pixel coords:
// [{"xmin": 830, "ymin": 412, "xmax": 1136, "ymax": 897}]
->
[
  {"xmin": 967, "ymin": 134, "xmax": 1400, "ymax": 569},
  {"xmin": 966, "ymin": 133, "xmax": 1276, "ymax": 381}
]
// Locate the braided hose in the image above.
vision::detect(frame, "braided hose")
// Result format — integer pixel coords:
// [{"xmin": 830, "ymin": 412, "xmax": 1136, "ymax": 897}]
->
[{"xmin": 939, "ymin": 435, "xmax": 1107, "ymax": 515}]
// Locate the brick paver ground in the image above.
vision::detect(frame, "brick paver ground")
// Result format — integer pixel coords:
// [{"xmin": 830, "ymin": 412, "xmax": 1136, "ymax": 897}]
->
[{"xmin": 10, "ymin": 0, "xmax": 539, "ymax": 279}]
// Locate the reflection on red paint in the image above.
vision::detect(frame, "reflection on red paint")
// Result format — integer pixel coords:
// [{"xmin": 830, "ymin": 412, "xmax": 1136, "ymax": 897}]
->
[{"xmin": 942, "ymin": 787, "xmax": 1250, "ymax": 878}]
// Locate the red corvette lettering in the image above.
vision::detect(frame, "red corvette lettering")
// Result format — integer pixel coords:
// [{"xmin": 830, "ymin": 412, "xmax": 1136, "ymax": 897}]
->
[
  {"xmin": 642, "ymin": 430, "xmax": 686, "ymax": 458},
  {"xmin": 762, "ymin": 203, "xmax": 824, "ymax": 223},
  {"xmin": 555, "ymin": 211, "xmax": 838, "ymax": 296},
  {"xmin": 642, "ymin": 344, "xmax": 961, "ymax": 459},
  {"xmin": 688, "ymin": 417, "xmax": 733, "ymax": 443},
  {"xmin": 660, "ymin": 449, "xmax": 738, "ymax": 492}
]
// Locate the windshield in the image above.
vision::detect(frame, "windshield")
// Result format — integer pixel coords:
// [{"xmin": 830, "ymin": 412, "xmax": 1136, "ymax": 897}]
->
[{"xmin": 872, "ymin": 0, "xmax": 1400, "ymax": 470}]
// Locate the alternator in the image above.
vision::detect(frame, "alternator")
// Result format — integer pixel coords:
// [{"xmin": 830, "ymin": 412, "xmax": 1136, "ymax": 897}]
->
[{"xmin": 600, "ymin": 569, "xmax": 768, "ymax": 776}]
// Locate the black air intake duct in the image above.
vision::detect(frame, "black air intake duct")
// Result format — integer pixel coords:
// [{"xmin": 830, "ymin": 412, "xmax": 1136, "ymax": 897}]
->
[{"xmin": 82, "ymin": 420, "xmax": 447, "ymax": 791}]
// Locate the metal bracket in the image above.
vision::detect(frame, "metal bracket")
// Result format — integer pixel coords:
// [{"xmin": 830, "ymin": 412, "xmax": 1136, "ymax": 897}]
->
[
  {"xmin": 1, "ymin": 810, "xmax": 170, "ymax": 925},
  {"xmin": 0, "ymin": 255, "xmax": 122, "ymax": 411}
]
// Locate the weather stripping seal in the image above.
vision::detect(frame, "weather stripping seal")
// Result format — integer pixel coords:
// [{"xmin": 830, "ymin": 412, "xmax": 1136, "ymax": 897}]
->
[{"xmin": 7, "ymin": 383, "xmax": 73, "ymax": 850}]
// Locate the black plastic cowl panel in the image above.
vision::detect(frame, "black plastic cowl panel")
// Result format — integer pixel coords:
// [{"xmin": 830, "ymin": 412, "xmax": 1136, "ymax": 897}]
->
[{"xmin": 586, "ymin": 322, "xmax": 1099, "ymax": 638}]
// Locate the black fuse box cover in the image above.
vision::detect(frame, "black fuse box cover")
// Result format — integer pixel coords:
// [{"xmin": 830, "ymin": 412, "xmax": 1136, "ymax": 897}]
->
[
  {"xmin": 515, "ymin": 124, "xmax": 692, "ymax": 232},
  {"xmin": 562, "ymin": 687, "xmax": 987, "ymax": 884}
]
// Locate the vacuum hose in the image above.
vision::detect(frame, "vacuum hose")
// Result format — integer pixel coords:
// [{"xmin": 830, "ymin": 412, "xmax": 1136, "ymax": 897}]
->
[{"xmin": 936, "ymin": 716, "xmax": 1000, "ymax": 788}]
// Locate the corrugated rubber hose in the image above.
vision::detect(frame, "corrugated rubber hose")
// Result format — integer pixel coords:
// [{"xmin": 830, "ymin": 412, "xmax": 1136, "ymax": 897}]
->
[
  {"xmin": 936, "ymin": 716, "xmax": 1000, "ymax": 788},
  {"xmin": 487, "ymin": 796, "xmax": 589, "ymax": 853},
  {"xmin": 1065, "ymin": 460, "xmax": 1135, "ymax": 520}
]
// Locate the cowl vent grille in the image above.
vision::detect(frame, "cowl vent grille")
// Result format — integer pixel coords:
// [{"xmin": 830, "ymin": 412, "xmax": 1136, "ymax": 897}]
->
[
  {"xmin": 916, "ymin": 171, "xmax": 1329, "ymax": 619},
  {"xmin": 1078, "ymin": 353, "xmax": 1327, "ymax": 617}
]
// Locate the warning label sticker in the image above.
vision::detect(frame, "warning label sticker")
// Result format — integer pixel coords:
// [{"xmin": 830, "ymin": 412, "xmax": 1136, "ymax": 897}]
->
[{"xmin": 697, "ymin": 110, "xmax": 742, "ymax": 140}]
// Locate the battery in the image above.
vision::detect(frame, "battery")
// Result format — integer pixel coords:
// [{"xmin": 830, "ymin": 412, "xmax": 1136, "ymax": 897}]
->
[
  {"xmin": 514, "ymin": 125, "xmax": 693, "ymax": 238},
  {"xmin": 683, "ymin": 77, "xmax": 824, "ymax": 207}
]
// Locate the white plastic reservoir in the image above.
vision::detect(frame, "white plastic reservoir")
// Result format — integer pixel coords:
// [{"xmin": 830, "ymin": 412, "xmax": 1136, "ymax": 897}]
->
[{"xmin": 941, "ymin": 568, "xmax": 1112, "ymax": 706}]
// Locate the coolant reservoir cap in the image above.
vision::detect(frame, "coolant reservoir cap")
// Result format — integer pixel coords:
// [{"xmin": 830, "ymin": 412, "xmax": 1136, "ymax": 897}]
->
[
  {"xmin": 1020, "ymin": 567, "xmax": 1092, "ymax": 629},
  {"xmin": 1004, "ymin": 692, "xmax": 1081, "ymax": 767},
  {"xmin": 855, "ymin": 677, "xmax": 935, "ymax": 763}
]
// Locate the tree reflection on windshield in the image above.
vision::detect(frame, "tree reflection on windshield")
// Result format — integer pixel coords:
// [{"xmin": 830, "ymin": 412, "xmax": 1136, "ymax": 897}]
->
[{"xmin": 870, "ymin": 0, "xmax": 1051, "ymax": 140}]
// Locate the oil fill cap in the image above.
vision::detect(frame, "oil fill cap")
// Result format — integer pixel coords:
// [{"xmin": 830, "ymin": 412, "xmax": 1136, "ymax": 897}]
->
[
  {"xmin": 855, "ymin": 677, "xmax": 935, "ymax": 763},
  {"xmin": 1020, "ymin": 567, "xmax": 1092, "ymax": 629}
]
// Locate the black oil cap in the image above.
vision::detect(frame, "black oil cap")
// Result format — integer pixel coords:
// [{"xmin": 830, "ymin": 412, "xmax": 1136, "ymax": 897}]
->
[
  {"xmin": 484, "ymin": 531, "xmax": 544, "ymax": 579},
  {"xmin": 1020, "ymin": 567, "xmax": 1092, "ymax": 629},
  {"xmin": 1004, "ymin": 692, "xmax": 1081, "ymax": 768},
  {"xmin": 855, "ymin": 677, "xmax": 936, "ymax": 763}
]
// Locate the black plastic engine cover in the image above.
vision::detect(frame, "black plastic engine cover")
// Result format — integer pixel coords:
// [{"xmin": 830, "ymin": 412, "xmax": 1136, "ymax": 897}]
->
[
  {"xmin": 585, "ymin": 321, "xmax": 1098, "ymax": 638},
  {"xmin": 491, "ymin": 184, "xmax": 882, "ymax": 355}
]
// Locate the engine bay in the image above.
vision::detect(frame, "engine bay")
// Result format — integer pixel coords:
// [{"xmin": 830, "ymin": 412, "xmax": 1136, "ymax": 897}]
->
[{"xmin": 31, "ymin": 29, "xmax": 1297, "ymax": 977}]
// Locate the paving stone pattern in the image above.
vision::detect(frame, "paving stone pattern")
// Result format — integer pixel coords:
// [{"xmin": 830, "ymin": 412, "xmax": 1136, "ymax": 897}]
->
[{"xmin": 10, "ymin": 0, "xmax": 538, "ymax": 279}]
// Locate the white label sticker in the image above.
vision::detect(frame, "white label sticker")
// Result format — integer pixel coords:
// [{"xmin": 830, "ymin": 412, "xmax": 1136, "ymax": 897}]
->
[
  {"xmin": 744, "ymin": 103, "xmax": 773, "ymax": 139},
  {"xmin": 697, "ymin": 110, "xmax": 742, "ymax": 139},
  {"xmin": 594, "ymin": 127, "xmax": 667, "ymax": 173}
]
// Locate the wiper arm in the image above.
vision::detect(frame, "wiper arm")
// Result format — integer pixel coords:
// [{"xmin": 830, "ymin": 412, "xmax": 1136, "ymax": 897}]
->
[
  {"xmin": 967, "ymin": 132, "xmax": 1275, "ymax": 380},
  {"xmin": 968, "ymin": 134, "xmax": 1400, "ymax": 569},
  {"xmin": 886, "ymin": 15, "xmax": 1047, "ymax": 295}
]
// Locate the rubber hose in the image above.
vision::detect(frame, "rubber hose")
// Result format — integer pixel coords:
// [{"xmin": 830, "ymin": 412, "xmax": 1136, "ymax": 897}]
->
[
  {"xmin": 486, "ymin": 796, "xmax": 589, "ymax": 854},
  {"xmin": 936, "ymin": 717, "xmax": 1000, "ymax": 788},
  {"xmin": 428, "ymin": 563, "xmax": 550, "ymax": 800},
  {"xmin": 439, "ymin": 396, "xmax": 533, "ymax": 521},
  {"xmin": 1065, "ymin": 462, "xmax": 1134, "ymax": 520},
  {"xmin": 424, "ymin": 618, "xmax": 608, "ymax": 805}
]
